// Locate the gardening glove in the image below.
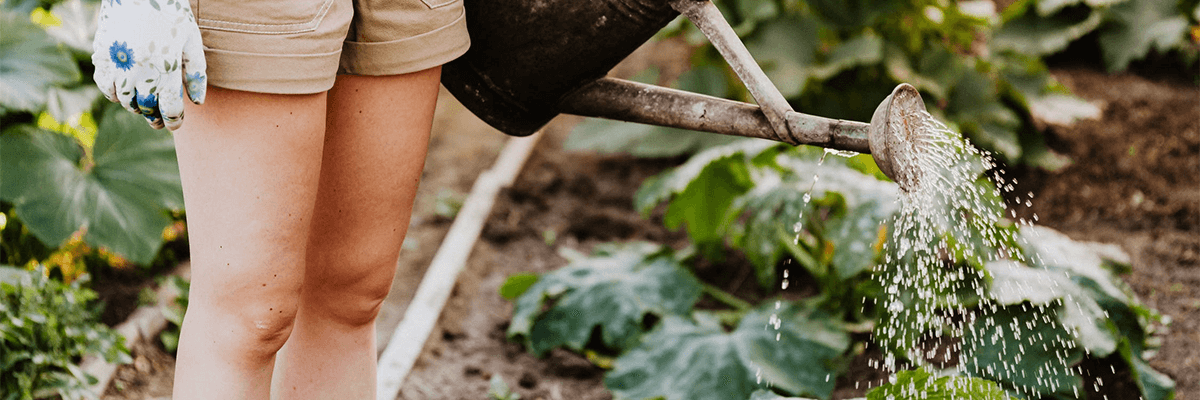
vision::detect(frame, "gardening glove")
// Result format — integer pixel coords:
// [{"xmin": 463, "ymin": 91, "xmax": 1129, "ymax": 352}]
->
[{"xmin": 92, "ymin": 0, "xmax": 207, "ymax": 131}]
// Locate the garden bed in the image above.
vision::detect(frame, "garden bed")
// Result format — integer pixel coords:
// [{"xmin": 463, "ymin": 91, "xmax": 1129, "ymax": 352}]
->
[
  {"xmin": 394, "ymin": 66, "xmax": 1199, "ymax": 399},
  {"xmin": 92, "ymin": 56, "xmax": 1198, "ymax": 400}
]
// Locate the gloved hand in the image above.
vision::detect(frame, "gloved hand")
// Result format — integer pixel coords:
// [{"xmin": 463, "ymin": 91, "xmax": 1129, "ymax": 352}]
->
[{"xmin": 92, "ymin": 0, "xmax": 207, "ymax": 131}]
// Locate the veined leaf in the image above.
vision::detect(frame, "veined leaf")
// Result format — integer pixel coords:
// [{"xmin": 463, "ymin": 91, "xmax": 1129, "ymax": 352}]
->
[
  {"xmin": 962, "ymin": 304, "xmax": 1084, "ymax": 398},
  {"xmin": 605, "ymin": 302, "xmax": 850, "ymax": 400},
  {"xmin": 633, "ymin": 140, "xmax": 777, "ymax": 255},
  {"xmin": 984, "ymin": 260, "xmax": 1119, "ymax": 356},
  {"xmin": 507, "ymin": 242, "xmax": 702, "ymax": 356},
  {"xmin": 1098, "ymin": 0, "xmax": 1191, "ymax": 71},
  {"xmin": 994, "ymin": 6, "xmax": 1104, "ymax": 56},
  {"xmin": 0, "ymin": 104, "xmax": 183, "ymax": 264},
  {"xmin": 0, "ymin": 9, "xmax": 80, "ymax": 113},
  {"xmin": 865, "ymin": 368, "xmax": 1012, "ymax": 400}
]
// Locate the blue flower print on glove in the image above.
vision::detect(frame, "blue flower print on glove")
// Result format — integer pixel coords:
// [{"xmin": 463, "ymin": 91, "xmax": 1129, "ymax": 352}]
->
[{"xmin": 92, "ymin": 0, "xmax": 206, "ymax": 131}]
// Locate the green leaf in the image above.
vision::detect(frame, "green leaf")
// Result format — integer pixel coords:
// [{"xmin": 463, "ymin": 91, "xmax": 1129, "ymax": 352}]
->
[
  {"xmin": 984, "ymin": 260, "xmax": 1119, "ymax": 356},
  {"xmin": 962, "ymin": 304, "xmax": 1084, "ymax": 398},
  {"xmin": 45, "ymin": 84, "xmax": 102, "ymax": 125},
  {"xmin": 0, "ymin": 105, "xmax": 183, "ymax": 263},
  {"xmin": 993, "ymin": 6, "xmax": 1104, "ymax": 56},
  {"xmin": 1098, "ymin": 0, "xmax": 1191, "ymax": 71},
  {"xmin": 810, "ymin": 31, "xmax": 885, "ymax": 80},
  {"xmin": 948, "ymin": 69, "xmax": 1022, "ymax": 160},
  {"xmin": 1120, "ymin": 341, "xmax": 1176, "ymax": 400},
  {"xmin": 633, "ymin": 140, "xmax": 777, "ymax": 254},
  {"xmin": 605, "ymin": 302, "xmax": 850, "ymax": 400},
  {"xmin": 865, "ymin": 368, "xmax": 1012, "ymax": 400},
  {"xmin": 44, "ymin": 0, "xmax": 98, "ymax": 55},
  {"xmin": 676, "ymin": 64, "xmax": 730, "ymax": 98},
  {"xmin": 745, "ymin": 16, "xmax": 819, "ymax": 97},
  {"xmin": 499, "ymin": 273, "xmax": 539, "ymax": 301},
  {"xmin": 0, "ymin": 9, "xmax": 80, "ymax": 114},
  {"xmin": 507, "ymin": 242, "xmax": 702, "ymax": 356}
]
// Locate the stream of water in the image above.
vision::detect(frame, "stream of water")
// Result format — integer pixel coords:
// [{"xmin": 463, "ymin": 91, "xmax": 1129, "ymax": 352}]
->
[{"xmin": 869, "ymin": 110, "xmax": 1085, "ymax": 397}]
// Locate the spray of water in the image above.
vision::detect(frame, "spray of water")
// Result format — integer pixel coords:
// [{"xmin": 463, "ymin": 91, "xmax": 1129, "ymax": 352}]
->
[{"xmin": 870, "ymin": 110, "xmax": 1085, "ymax": 397}]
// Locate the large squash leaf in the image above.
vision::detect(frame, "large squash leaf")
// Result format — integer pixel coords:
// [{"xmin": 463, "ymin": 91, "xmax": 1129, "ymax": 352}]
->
[
  {"xmin": 633, "ymin": 140, "xmax": 778, "ymax": 258},
  {"xmin": 507, "ymin": 242, "xmax": 703, "ymax": 356},
  {"xmin": 605, "ymin": 302, "xmax": 849, "ymax": 400},
  {"xmin": 0, "ymin": 9, "xmax": 80, "ymax": 114},
  {"xmin": 962, "ymin": 304, "xmax": 1084, "ymax": 398},
  {"xmin": 0, "ymin": 104, "xmax": 182, "ymax": 264}
]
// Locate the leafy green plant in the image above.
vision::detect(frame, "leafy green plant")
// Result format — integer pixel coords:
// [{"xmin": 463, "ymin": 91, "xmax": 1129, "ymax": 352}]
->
[
  {"xmin": 960, "ymin": 227, "xmax": 1174, "ymax": 399},
  {"xmin": 0, "ymin": 0, "xmax": 185, "ymax": 266},
  {"xmin": 606, "ymin": 303, "xmax": 849, "ymax": 400},
  {"xmin": 0, "ymin": 265, "xmax": 130, "ymax": 399},
  {"xmin": 505, "ymin": 137, "xmax": 1174, "ymax": 399},
  {"xmin": 158, "ymin": 274, "xmax": 189, "ymax": 354},
  {"xmin": 569, "ymin": 0, "xmax": 1110, "ymax": 169},
  {"xmin": 994, "ymin": 0, "xmax": 1199, "ymax": 72},
  {"xmin": 634, "ymin": 140, "xmax": 896, "ymax": 314},
  {"xmin": 506, "ymin": 242, "xmax": 703, "ymax": 356}
]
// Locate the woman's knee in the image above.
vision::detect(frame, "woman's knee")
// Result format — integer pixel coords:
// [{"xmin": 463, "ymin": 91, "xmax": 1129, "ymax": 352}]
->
[
  {"xmin": 187, "ymin": 284, "xmax": 302, "ymax": 362},
  {"xmin": 303, "ymin": 245, "xmax": 399, "ymax": 327}
]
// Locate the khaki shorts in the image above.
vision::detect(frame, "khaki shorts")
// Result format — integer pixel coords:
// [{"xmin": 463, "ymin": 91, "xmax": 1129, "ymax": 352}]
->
[{"xmin": 188, "ymin": 0, "xmax": 468, "ymax": 94}]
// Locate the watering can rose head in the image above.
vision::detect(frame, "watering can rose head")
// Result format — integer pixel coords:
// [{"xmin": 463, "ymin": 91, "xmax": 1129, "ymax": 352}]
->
[{"xmin": 869, "ymin": 83, "xmax": 927, "ymax": 192}]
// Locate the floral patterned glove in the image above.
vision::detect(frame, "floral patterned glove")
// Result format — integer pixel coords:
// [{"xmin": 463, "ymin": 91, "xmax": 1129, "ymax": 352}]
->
[{"xmin": 92, "ymin": 0, "xmax": 206, "ymax": 130}]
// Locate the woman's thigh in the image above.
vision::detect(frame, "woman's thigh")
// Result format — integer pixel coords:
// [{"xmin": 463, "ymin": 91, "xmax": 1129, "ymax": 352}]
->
[
  {"xmin": 298, "ymin": 68, "xmax": 441, "ymax": 323},
  {"xmin": 171, "ymin": 86, "xmax": 328, "ymax": 347}
]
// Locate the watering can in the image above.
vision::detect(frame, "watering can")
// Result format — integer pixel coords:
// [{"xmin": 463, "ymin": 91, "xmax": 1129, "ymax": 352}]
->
[{"xmin": 440, "ymin": 0, "xmax": 924, "ymax": 189}]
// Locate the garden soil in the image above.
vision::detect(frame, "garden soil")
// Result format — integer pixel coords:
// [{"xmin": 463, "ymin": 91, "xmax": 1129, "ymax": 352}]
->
[{"xmin": 100, "ymin": 45, "xmax": 1198, "ymax": 399}]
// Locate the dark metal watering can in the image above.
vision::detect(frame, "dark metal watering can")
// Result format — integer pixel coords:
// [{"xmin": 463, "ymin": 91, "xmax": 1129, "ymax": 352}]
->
[{"xmin": 441, "ymin": 0, "xmax": 924, "ymax": 188}]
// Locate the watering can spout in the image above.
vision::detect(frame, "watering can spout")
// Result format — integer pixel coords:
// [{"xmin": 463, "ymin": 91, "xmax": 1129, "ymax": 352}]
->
[{"xmin": 441, "ymin": 0, "xmax": 926, "ymax": 189}]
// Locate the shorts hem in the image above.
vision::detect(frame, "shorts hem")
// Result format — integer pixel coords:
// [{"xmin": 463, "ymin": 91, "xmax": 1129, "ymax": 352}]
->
[
  {"xmin": 204, "ymin": 47, "xmax": 342, "ymax": 94},
  {"xmin": 338, "ymin": 10, "xmax": 470, "ymax": 76}
]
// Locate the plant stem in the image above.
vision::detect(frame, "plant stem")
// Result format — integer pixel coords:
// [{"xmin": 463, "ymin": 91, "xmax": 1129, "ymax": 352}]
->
[{"xmin": 701, "ymin": 282, "xmax": 752, "ymax": 312}]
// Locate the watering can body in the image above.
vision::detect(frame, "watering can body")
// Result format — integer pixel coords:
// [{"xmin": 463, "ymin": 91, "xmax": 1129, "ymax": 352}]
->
[
  {"xmin": 441, "ymin": 0, "xmax": 678, "ymax": 136},
  {"xmin": 441, "ymin": 0, "xmax": 925, "ymax": 188}
]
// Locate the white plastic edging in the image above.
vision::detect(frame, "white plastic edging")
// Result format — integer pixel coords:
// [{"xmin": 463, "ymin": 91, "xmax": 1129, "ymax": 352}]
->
[{"xmin": 376, "ymin": 133, "xmax": 542, "ymax": 400}]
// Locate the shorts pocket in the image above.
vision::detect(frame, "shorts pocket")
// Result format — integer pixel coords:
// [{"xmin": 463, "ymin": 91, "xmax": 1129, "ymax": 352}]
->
[
  {"xmin": 194, "ymin": 0, "xmax": 335, "ymax": 34},
  {"xmin": 420, "ymin": 0, "xmax": 459, "ymax": 10}
]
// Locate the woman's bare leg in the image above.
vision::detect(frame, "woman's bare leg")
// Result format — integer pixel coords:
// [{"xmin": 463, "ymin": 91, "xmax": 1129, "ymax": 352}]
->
[
  {"xmin": 271, "ymin": 68, "xmax": 441, "ymax": 399},
  {"xmin": 170, "ymin": 88, "xmax": 328, "ymax": 400}
]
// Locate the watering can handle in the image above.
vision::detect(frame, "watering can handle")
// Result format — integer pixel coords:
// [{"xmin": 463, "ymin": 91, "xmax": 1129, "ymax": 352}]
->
[{"xmin": 669, "ymin": 0, "xmax": 795, "ymax": 143}]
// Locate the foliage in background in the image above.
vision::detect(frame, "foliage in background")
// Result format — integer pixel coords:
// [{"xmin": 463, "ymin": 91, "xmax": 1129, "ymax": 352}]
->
[
  {"xmin": 157, "ymin": 274, "xmax": 189, "ymax": 354},
  {"xmin": 994, "ymin": 0, "xmax": 1200, "ymax": 72},
  {"xmin": 0, "ymin": 266, "xmax": 130, "ymax": 400},
  {"xmin": 566, "ymin": 0, "xmax": 1166, "ymax": 169},
  {"xmin": 502, "ymin": 139, "xmax": 1173, "ymax": 400},
  {"xmin": 0, "ymin": 0, "xmax": 184, "ymax": 267}
]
